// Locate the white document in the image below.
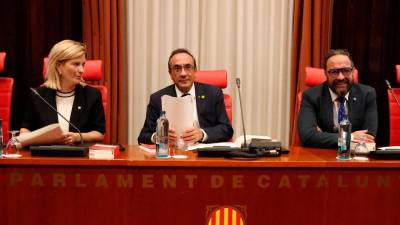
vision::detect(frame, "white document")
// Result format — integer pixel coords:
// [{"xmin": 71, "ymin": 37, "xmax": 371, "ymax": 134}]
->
[
  {"xmin": 161, "ymin": 95, "xmax": 194, "ymax": 136},
  {"xmin": 16, "ymin": 123, "xmax": 63, "ymax": 147},
  {"xmin": 378, "ymin": 146, "xmax": 400, "ymax": 151}
]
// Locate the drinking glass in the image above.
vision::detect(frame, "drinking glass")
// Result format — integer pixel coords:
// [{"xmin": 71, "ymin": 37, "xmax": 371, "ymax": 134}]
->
[
  {"xmin": 353, "ymin": 135, "xmax": 369, "ymax": 161},
  {"xmin": 3, "ymin": 130, "xmax": 22, "ymax": 158},
  {"xmin": 172, "ymin": 137, "xmax": 188, "ymax": 159}
]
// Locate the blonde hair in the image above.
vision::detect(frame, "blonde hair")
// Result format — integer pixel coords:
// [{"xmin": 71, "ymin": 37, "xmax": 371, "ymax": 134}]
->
[{"xmin": 44, "ymin": 40, "xmax": 87, "ymax": 90}]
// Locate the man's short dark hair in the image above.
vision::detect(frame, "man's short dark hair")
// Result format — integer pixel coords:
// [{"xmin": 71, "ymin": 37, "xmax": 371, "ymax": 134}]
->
[
  {"xmin": 168, "ymin": 48, "xmax": 197, "ymax": 71},
  {"xmin": 323, "ymin": 49, "xmax": 354, "ymax": 70}
]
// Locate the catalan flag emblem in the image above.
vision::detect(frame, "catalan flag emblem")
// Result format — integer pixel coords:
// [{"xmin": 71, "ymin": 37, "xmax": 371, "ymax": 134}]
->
[{"xmin": 207, "ymin": 206, "xmax": 245, "ymax": 225}]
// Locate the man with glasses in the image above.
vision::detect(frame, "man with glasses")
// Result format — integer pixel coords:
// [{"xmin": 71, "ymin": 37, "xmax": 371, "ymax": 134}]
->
[
  {"xmin": 298, "ymin": 49, "xmax": 378, "ymax": 148},
  {"xmin": 138, "ymin": 48, "xmax": 233, "ymax": 145}
]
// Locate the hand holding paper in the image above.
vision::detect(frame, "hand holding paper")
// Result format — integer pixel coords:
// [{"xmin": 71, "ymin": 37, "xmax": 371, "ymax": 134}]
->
[{"xmin": 162, "ymin": 95, "xmax": 195, "ymax": 142}]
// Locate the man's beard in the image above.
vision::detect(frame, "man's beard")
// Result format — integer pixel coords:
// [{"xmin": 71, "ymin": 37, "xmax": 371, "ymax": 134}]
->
[{"xmin": 331, "ymin": 79, "xmax": 353, "ymax": 96}]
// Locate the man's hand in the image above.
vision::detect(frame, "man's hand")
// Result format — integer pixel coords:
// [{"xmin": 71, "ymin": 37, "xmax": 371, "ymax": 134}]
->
[
  {"xmin": 181, "ymin": 127, "xmax": 204, "ymax": 143},
  {"xmin": 168, "ymin": 128, "xmax": 178, "ymax": 146},
  {"xmin": 352, "ymin": 130, "xmax": 375, "ymax": 142}
]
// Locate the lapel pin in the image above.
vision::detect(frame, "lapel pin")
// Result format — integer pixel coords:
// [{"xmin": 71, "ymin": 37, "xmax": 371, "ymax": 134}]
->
[
  {"xmin": 78, "ymin": 106, "xmax": 82, "ymax": 110},
  {"xmin": 198, "ymin": 95, "xmax": 205, "ymax": 99},
  {"xmin": 353, "ymin": 97, "xmax": 357, "ymax": 101}
]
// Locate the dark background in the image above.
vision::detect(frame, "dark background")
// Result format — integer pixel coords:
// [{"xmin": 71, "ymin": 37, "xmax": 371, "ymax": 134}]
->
[
  {"xmin": 332, "ymin": 0, "xmax": 400, "ymax": 146},
  {"xmin": 1, "ymin": 0, "xmax": 400, "ymax": 146},
  {"xmin": 0, "ymin": 0, "xmax": 82, "ymax": 132}
]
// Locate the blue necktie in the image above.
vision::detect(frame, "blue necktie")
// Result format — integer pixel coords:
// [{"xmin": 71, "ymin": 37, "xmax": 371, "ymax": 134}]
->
[{"xmin": 337, "ymin": 96, "xmax": 346, "ymax": 123}]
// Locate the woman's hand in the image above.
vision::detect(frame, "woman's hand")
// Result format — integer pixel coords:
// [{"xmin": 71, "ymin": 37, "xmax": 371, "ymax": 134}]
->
[{"xmin": 60, "ymin": 132, "xmax": 81, "ymax": 145}]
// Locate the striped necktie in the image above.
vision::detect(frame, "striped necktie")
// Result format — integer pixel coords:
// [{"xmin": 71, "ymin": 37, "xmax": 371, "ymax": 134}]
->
[{"xmin": 337, "ymin": 96, "xmax": 346, "ymax": 123}]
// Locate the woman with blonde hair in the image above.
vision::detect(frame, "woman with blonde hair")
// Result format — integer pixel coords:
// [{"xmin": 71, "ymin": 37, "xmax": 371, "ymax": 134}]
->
[{"xmin": 21, "ymin": 40, "xmax": 105, "ymax": 145}]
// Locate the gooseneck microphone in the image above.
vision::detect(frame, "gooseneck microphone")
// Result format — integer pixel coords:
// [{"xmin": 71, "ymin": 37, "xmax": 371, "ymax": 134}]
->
[
  {"xmin": 385, "ymin": 80, "xmax": 400, "ymax": 107},
  {"xmin": 30, "ymin": 87, "xmax": 84, "ymax": 145},
  {"xmin": 235, "ymin": 78, "xmax": 248, "ymax": 148}
]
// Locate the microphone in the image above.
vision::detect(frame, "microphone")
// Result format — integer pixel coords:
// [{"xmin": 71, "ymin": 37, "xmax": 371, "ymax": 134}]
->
[
  {"xmin": 385, "ymin": 80, "xmax": 400, "ymax": 107},
  {"xmin": 235, "ymin": 78, "xmax": 248, "ymax": 148},
  {"xmin": 30, "ymin": 87, "xmax": 84, "ymax": 144}
]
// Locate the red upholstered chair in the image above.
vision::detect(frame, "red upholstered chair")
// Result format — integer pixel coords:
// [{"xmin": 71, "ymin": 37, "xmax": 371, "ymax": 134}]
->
[
  {"xmin": 43, "ymin": 58, "xmax": 109, "ymax": 143},
  {"xmin": 0, "ymin": 52, "xmax": 5, "ymax": 72},
  {"xmin": 0, "ymin": 52, "xmax": 14, "ymax": 143},
  {"xmin": 388, "ymin": 65, "xmax": 400, "ymax": 146},
  {"xmin": 194, "ymin": 70, "xmax": 232, "ymax": 124}
]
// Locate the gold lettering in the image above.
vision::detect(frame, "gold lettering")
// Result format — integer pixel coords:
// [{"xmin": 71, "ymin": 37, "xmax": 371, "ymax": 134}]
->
[
  {"xmin": 142, "ymin": 175, "xmax": 154, "ymax": 188},
  {"xmin": 9, "ymin": 172, "xmax": 23, "ymax": 186},
  {"xmin": 278, "ymin": 175, "xmax": 291, "ymax": 188},
  {"xmin": 53, "ymin": 173, "xmax": 66, "ymax": 187},
  {"xmin": 316, "ymin": 175, "xmax": 328, "ymax": 188},
  {"xmin": 184, "ymin": 175, "xmax": 198, "ymax": 189},
  {"xmin": 377, "ymin": 176, "xmax": 389, "ymax": 188},
  {"xmin": 95, "ymin": 174, "xmax": 109, "ymax": 188},
  {"xmin": 298, "ymin": 175, "xmax": 311, "ymax": 188},
  {"xmin": 117, "ymin": 174, "xmax": 133, "ymax": 188},
  {"xmin": 211, "ymin": 175, "xmax": 224, "ymax": 188},
  {"xmin": 31, "ymin": 173, "xmax": 44, "ymax": 187},
  {"xmin": 232, "ymin": 175, "xmax": 244, "ymax": 188},
  {"xmin": 337, "ymin": 175, "xmax": 348, "ymax": 188},
  {"xmin": 75, "ymin": 174, "xmax": 87, "ymax": 188},
  {"xmin": 355, "ymin": 175, "xmax": 368, "ymax": 188},
  {"xmin": 258, "ymin": 175, "xmax": 271, "ymax": 188},
  {"xmin": 163, "ymin": 175, "xmax": 176, "ymax": 188}
]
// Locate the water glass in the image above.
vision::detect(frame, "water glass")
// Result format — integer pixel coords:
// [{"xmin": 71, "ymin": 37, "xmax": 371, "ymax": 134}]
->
[
  {"xmin": 3, "ymin": 130, "xmax": 22, "ymax": 158},
  {"xmin": 353, "ymin": 135, "xmax": 369, "ymax": 161},
  {"xmin": 172, "ymin": 138, "xmax": 188, "ymax": 159}
]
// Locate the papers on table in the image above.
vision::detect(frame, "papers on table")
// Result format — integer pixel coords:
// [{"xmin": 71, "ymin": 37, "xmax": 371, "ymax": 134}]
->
[
  {"xmin": 187, "ymin": 135, "xmax": 271, "ymax": 151},
  {"xmin": 378, "ymin": 146, "xmax": 400, "ymax": 151}
]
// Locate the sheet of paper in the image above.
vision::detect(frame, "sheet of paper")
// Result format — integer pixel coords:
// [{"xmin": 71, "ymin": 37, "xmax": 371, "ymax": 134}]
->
[
  {"xmin": 187, "ymin": 142, "xmax": 239, "ymax": 151},
  {"xmin": 162, "ymin": 95, "xmax": 194, "ymax": 136},
  {"xmin": 16, "ymin": 123, "xmax": 63, "ymax": 147},
  {"xmin": 378, "ymin": 146, "xmax": 400, "ymax": 150}
]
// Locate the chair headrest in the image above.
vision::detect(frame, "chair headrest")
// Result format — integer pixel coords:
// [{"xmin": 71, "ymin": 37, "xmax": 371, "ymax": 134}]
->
[
  {"xmin": 194, "ymin": 70, "xmax": 227, "ymax": 88},
  {"xmin": 305, "ymin": 66, "xmax": 359, "ymax": 87},
  {"xmin": 43, "ymin": 58, "xmax": 103, "ymax": 81},
  {"xmin": 396, "ymin": 65, "xmax": 400, "ymax": 84},
  {"xmin": 0, "ymin": 52, "xmax": 6, "ymax": 73}
]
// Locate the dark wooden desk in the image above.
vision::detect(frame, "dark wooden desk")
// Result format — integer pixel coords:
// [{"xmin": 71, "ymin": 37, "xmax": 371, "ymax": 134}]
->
[{"xmin": 1, "ymin": 146, "xmax": 399, "ymax": 225}]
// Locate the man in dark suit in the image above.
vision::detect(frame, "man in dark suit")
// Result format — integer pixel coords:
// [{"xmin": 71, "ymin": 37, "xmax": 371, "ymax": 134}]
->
[
  {"xmin": 298, "ymin": 49, "xmax": 378, "ymax": 148},
  {"xmin": 138, "ymin": 48, "xmax": 233, "ymax": 144}
]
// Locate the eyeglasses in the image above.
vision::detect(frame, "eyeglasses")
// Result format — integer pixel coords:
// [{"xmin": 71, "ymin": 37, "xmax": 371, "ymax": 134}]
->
[
  {"xmin": 171, "ymin": 64, "xmax": 195, "ymax": 74},
  {"xmin": 326, "ymin": 67, "xmax": 353, "ymax": 77}
]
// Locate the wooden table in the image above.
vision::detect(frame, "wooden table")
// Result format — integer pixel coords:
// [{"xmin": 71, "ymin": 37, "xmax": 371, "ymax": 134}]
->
[{"xmin": 1, "ymin": 146, "xmax": 399, "ymax": 225}]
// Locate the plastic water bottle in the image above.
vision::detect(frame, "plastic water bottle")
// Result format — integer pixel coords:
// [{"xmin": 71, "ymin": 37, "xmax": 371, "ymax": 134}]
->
[
  {"xmin": 156, "ymin": 111, "xmax": 169, "ymax": 158},
  {"xmin": 337, "ymin": 116, "xmax": 352, "ymax": 160},
  {"xmin": 0, "ymin": 118, "xmax": 3, "ymax": 156}
]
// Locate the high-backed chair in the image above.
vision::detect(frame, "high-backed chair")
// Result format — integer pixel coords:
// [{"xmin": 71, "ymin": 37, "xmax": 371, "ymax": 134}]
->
[
  {"xmin": 388, "ymin": 65, "xmax": 400, "ymax": 146},
  {"xmin": 0, "ymin": 52, "xmax": 6, "ymax": 72},
  {"xmin": 43, "ymin": 58, "xmax": 109, "ymax": 143},
  {"xmin": 0, "ymin": 52, "xmax": 14, "ymax": 143},
  {"xmin": 294, "ymin": 66, "xmax": 359, "ymax": 146},
  {"xmin": 194, "ymin": 70, "xmax": 232, "ymax": 124}
]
